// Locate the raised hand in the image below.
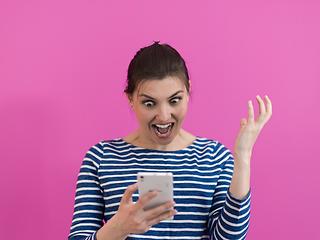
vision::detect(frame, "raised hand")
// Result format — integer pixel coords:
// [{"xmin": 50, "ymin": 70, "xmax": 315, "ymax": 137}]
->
[
  {"xmin": 97, "ymin": 183, "xmax": 177, "ymax": 240},
  {"xmin": 234, "ymin": 95, "xmax": 272, "ymax": 161},
  {"xmin": 230, "ymin": 95, "xmax": 272, "ymax": 199}
]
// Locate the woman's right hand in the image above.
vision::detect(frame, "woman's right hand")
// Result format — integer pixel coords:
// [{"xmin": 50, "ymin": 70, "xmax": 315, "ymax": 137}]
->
[{"xmin": 96, "ymin": 183, "xmax": 177, "ymax": 240}]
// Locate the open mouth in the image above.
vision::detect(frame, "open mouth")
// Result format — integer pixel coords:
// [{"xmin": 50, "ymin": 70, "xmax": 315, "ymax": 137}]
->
[{"xmin": 152, "ymin": 123, "xmax": 174, "ymax": 137}]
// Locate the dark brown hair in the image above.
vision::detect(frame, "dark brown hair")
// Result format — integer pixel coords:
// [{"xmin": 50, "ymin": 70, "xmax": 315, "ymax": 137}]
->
[{"xmin": 125, "ymin": 42, "xmax": 190, "ymax": 96}]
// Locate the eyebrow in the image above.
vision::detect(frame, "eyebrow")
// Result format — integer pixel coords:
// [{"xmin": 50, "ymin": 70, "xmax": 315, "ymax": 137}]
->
[{"xmin": 138, "ymin": 90, "xmax": 184, "ymax": 100}]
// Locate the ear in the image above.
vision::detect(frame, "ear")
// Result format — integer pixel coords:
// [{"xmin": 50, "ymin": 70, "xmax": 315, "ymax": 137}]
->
[
  {"xmin": 188, "ymin": 80, "xmax": 191, "ymax": 99},
  {"xmin": 126, "ymin": 93, "xmax": 131, "ymax": 102},
  {"xmin": 126, "ymin": 93, "xmax": 133, "ymax": 109}
]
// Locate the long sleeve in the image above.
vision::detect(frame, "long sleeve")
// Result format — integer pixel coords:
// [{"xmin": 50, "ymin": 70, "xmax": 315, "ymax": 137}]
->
[
  {"xmin": 68, "ymin": 138, "xmax": 251, "ymax": 240},
  {"xmin": 207, "ymin": 150, "xmax": 251, "ymax": 240},
  {"xmin": 68, "ymin": 144, "xmax": 105, "ymax": 240}
]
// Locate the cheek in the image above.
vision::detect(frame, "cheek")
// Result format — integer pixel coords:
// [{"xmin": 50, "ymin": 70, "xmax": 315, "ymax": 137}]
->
[
  {"xmin": 174, "ymin": 104, "xmax": 188, "ymax": 120},
  {"xmin": 135, "ymin": 108, "xmax": 153, "ymax": 124}
]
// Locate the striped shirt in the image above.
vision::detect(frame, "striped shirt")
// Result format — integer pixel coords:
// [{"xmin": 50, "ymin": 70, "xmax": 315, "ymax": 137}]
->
[{"xmin": 68, "ymin": 137, "xmax": 250, "ymax": 240}]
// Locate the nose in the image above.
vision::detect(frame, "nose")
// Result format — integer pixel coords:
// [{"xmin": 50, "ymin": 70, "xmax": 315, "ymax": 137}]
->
[{"xmin": 156, "ymin": 104, "xmax": 171, "ymax": 122}]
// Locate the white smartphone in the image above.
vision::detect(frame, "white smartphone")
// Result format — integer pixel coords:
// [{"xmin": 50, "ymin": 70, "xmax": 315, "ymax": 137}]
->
[{"xmin": 137, "ymin": 172, "xmax": 174, "ymax": 220}]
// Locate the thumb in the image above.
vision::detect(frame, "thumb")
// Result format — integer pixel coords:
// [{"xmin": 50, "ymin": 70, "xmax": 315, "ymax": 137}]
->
[
  {"xmin": 235, "ymin": 118, "xmax": 247, "ymax": 143},
  {"xmin": 121, "ymin": 183, "xmax": 138, "ymax": 204},
  {"xmin": 240, "ymin": 118, "xmax": 247, "ymax": 130}
]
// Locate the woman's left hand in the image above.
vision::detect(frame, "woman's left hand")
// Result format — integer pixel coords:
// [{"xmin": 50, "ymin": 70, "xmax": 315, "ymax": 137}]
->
[
  {"xmin": 233, "ymin": 95, "xmax": 272, "ymax": 161},
  {"xmin": 230, "ymin": 95, "xmax": 272, "ymax": 199}
]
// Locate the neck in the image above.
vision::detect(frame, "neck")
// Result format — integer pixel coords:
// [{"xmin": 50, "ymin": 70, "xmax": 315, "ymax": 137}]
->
[{"xmin": 123, "ymin": 129, "xmax": 196, "ymax": 151}]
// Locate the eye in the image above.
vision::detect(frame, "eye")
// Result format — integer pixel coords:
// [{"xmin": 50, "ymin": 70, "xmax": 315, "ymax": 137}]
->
[
  {"xmin": 143, "ymin": 101, "xmax": 155, "ymax": 107},
  {"xmin": 170, "ymin": 97, "xmax": 181, "ymax": 105}
]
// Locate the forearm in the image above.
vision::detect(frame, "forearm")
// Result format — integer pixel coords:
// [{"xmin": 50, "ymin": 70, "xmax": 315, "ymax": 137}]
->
[
  {"xmin": 208, "ymin": 153, "xmax": 251, "ymax": 239},
  {"xmin": 229, "ymin": 154, "xmax": 251, "ymax": 200},
  {"xmin": 210, "ymin": 189, "xmax": 251, "ymax": 240}
]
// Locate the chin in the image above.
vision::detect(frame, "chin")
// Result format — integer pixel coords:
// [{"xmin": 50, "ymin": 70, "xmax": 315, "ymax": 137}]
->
[{"xmin": 152, "ymin": 129, "xmax": 180, "ymax": 146}]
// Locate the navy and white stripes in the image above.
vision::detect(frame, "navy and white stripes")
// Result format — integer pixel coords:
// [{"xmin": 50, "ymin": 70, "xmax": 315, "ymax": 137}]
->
[{"xmin": 68, "ymin": 137, "xmax": 250, "ymax": 240}]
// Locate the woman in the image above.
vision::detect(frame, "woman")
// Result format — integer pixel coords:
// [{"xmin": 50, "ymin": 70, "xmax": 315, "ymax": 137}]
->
[{"xmin": 68, "ymin": 42, "xmax": 272, "ymax": 240}]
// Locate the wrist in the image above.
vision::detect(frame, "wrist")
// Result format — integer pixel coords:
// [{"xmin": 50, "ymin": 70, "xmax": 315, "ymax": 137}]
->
[
  {"xmin": 233, "ymin": 150, "xmax": 252, "ymax": 164},
  {"xmin": 230, "ymin": 154, "xmax": 251, "ymax": 200},
  {"xmin": 97, "ymin": 215, "xmax": 128, "ymax": 240}
]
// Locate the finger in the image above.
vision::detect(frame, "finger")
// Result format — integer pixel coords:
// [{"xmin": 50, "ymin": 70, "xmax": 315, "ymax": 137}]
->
[
  {"xmin": 259, "ymin": 95, "xmax": 272, "ymax": 125},
  {"xmin": 265, "ymin": 95, "xmax": 272, "ymax": 116},
  {"xmin": 240, "ymin": 118, "xmax": 247, "ymax": 128},
  {"xmin": 135, "ymin": 190, "xmax": 158, "ymax": 210},
  {"xmin": 255, "ymin": 95, "xmax": 267, "ymax": 123},
  {"xmin": 144, "ymin": 200, "xmax": 176, "ymax": 219},
  {"xmin": 247, "ymin": 100, "xmax": 254, "ymax": 124},
  {"xmin": 148, "ymin": 209, "xmax": 178, "ymax": 226},
  {"xmin": 121, "ymin": 183, "xmax": 138, "ymax": 204},
  {"xmin": 145, "ymin": 201, "xmax": 177, "ymax": 224},
  {"xmin": 235, "ymin": 118, "xmax": 246, "ymax": 141},
  {"xmin": 233, "ymin": 118, "xmax": 247, "ymax": 150},
  {"xmin": 256, "ymin": 95, "xmax": 266, "ymax": 115}
]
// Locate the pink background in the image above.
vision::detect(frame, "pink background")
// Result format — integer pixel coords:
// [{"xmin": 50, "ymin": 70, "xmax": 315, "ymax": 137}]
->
[{"xmin": 1, "ymin": 1, "xmax": 319, "ymax": 239}]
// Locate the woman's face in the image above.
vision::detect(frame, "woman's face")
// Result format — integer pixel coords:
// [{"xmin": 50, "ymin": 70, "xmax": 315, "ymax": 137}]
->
[{"xmin": 129, "ymin": 76, "xmax": 189, "ymax": 149}]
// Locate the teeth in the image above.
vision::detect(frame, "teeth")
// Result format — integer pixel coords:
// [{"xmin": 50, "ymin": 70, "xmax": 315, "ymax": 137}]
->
[
  {"xmin": 153, "ymin": 123, "xmax": 173, "ymax": 136},
  {"xmin": 155, "ymin": 123, "xmax": 172, "ymax": 128}
]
